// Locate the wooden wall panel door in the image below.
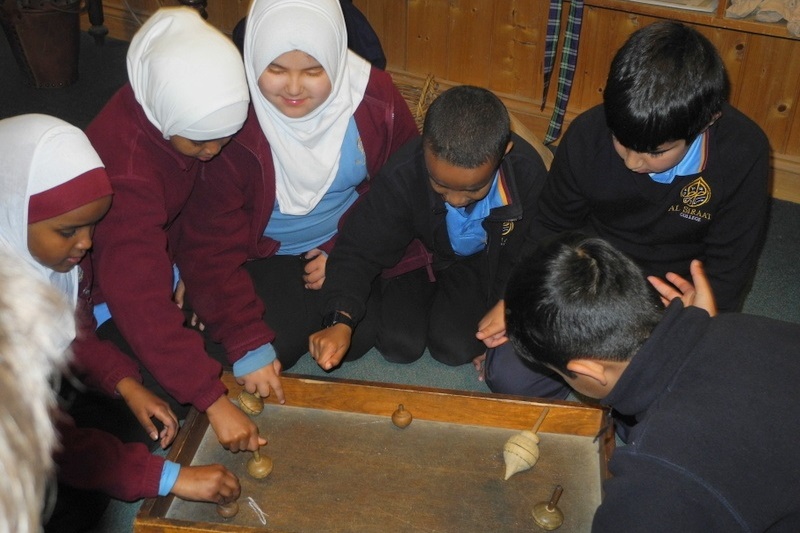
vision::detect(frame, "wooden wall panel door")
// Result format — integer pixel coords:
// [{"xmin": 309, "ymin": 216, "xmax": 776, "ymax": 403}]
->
[
  {"xmin": 486, "ymin": 0, "xmax": 544, "ymax": 98},
  {"xmin": 405, "ymin": 0, "xmax": 450, "ymax": 77},
  {"xmin": 735, "ymin": 35, "xmax": 800, "ymax": 157},
  {"xmin": 355, "ymin": 0, "xmax": 408, "ymax": 69},
  {"xmin": 568, "ymin": 6, "xmax": 638, "ymax": 114}
]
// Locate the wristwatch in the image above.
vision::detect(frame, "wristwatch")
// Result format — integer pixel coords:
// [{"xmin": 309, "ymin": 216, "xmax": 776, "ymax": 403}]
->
[{"xmin": 322, "ymin": 310, "xmax": 357, "ymax": 330}]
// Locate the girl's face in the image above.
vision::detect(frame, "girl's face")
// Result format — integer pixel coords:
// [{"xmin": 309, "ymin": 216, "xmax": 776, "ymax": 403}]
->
[
  {"xmin": 27, "ymin": 196, "xmax": 112, "ymax": 273},
  {"xmin": 169, "ymin": 135, "xmax": 232, "ymax": 161},
  {"xmin": 257, "ymin": 50, "xmax": 332, "ymax": 119}
]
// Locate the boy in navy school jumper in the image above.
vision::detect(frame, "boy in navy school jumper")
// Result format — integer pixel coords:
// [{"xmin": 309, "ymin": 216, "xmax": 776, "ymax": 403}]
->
[
  {"xmin": 504, "ymin": 233, "xmax": 800, "ymax": 532},
  {"xmin": 483, "ymin": 21, "xmax": 770, "ymax": 399},
  {"xmin": 309, "ymin": 86, "xmax": 566, "ymax": 400}
]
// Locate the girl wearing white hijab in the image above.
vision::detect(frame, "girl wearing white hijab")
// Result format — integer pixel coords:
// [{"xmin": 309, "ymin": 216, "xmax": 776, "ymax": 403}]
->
[
  {"xmin": 0, "ymin": 113, "xmax": 106, "ymax": 531},
  {"xmin": 176, "ymin": 0, "xmax": 422, "ymax": 398},
  {"xmin": 83, "ymin": 6, "xmax": 266, "ymax": 456},
  {"xmin": 0, "ymin": 114, "xmax": 111, "ymax": 315},
  {"xmin": 0, "ymin": 114, "xmax": 241, "ymax": 532}
]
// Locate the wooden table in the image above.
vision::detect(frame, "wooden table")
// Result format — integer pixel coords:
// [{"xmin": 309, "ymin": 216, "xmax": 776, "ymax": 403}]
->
[{"xmin": 135, "ymin": 373, "xmax": 614, "ymax": 532}]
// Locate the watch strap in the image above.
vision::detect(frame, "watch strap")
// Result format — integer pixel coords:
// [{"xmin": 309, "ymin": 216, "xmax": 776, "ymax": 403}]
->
[{"xmin": 322, "ymin": 310, "xmax": 356, "ymax": 329}]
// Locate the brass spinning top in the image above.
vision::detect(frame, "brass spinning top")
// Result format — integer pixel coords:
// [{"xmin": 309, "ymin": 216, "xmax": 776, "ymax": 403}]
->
[
  {"xmin": 247, "ymin": 448, "xmax": 273, "ymax": 479},
  {"xmin": 238, "ymin": 390, "xmax": 264, "ymax": 416},
  {"xmin": 216, "ymin": 500, "xmax": 239, "ymax": 518},
  {"xmin": 532, "ymin": 485, "xmax": 564, "ymax": 530}
]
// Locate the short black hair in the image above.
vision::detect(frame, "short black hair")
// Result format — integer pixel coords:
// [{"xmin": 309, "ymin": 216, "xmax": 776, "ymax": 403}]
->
[
  {"xmin": 604, "ymin": 21, "xmax": 729, "ymax": 152},
  {"xmin": 422, "ymin": 85, "xmax": 511, "ymax": 168},
  {"xmin": 505, "ymin": 233, "xmax": 663, "ymax": 375}
]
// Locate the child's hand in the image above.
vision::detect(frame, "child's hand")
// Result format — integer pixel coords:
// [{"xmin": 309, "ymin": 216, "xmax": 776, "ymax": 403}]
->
[
  {"xmin": 302, "ymin": 248, "xmax": 327, "ymax": 290},
  {"xmin": 116, "ymin": 377, "xmax": 179, "ymax": 448},
  {"xmin": 648, "ymin": 259, "xmax": 717, "ymax": 317},
  {"xmin": 170, "ymin": 464, "xmax": 241, "ymax": 504},
  {"xmin": 173, "ymin": 278, "xmax": 206, "ymax": 330},
  {"xmin": 205, "ymin": 395, "xmax": 267, "ymax": 452},
  {"xmin": 236, "ymin": 361, "xmax": 285, "ymax": 404},
  {"xmin": 309, "ymin": 324, "xmax": 352, "ymax": 370},
  {"xmin": 173, "ymin": 278, "xmax": 187, "ymax": 309},
  {"xmin": 476, "ymin": 300, "xmax": 508, "ymax": 348}
]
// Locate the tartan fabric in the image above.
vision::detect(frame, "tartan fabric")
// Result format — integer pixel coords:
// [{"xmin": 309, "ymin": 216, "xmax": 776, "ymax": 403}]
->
[
  {"xmin": 541, "ymin": 0, "xmax": 563, "ymax": 111},
  {"xmin": 543, "ymin": 0, "xmax": 585, "ymax": 145}
]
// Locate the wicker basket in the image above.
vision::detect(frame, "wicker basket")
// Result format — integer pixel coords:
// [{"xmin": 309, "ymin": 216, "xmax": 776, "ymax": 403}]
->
[{"xmin": 394, "ymin": 73, "xmax": 439, "ymax": 133}]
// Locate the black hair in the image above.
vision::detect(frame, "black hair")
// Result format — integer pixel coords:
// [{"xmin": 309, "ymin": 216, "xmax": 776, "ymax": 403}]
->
[
  {"xmin": 505, "ymin": 233, "xmax": 663, "ymax": 376},
  {"xmin": 604, "ymin": 21, "xmax": 729, "ymax": 152},
  {"xmin": 422, "ymin": 85, "xmax": 511, "ymax": 168}
]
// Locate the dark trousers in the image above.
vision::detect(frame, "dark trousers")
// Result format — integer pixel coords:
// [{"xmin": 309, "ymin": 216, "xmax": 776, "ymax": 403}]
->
[
  {"xmin": 484, "ymin": 342, "xmax": 571, "ymax": 399},
  {"xmin": 244, "ymin": 255, "xmax": 380, "ymax": 370},
  {"xmin": 377, "ymin": 255, "xmax": 490, "ymax": 366}
]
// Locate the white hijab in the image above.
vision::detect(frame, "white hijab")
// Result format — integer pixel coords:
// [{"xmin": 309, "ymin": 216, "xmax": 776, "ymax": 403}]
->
[
  {"xmin": 244, "ymin": 0, "xmax": 372, "ymax": 215},
  {"xmin": 127, "ymin": 7, "xmax": 250, "ymax": 140},
  {"xmin": 0, "ymin": 114, "xmax": 106, "ymax": 316}
]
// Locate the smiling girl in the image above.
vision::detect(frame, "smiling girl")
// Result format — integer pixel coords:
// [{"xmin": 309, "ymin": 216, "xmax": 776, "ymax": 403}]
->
[{"xmin": 175, "ymin": 0, "xmax": 426, "ymax": 399}]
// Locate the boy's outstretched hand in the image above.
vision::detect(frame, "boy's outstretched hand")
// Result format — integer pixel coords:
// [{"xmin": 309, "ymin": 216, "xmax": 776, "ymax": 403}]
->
[
  {"xmin": 171, "ymin": 464, "xmax": 241, "ymax": 504},
  {"xmin": 116, "ymin": 376, "xmax": 179, "ymax": 449},
  {"xmin": 309, "ymin": 324, "xmax": 352, "ymax": 370},
  {"xmin": 648, "ymin": 259, "xmax": 718, "ymax": 317}
]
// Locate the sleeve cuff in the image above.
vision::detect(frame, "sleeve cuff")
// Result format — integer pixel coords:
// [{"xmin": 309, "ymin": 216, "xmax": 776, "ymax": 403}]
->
[
  {"xmin": 232, "ymin": 343, "xmax": 277, "ymax": 378},
  {"xmin": 158, "ymin": 460, "xmax": 181, "ymax": 496}
]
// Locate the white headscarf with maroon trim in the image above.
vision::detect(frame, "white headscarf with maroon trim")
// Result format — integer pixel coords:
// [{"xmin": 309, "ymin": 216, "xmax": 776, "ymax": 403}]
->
[
  {"xmin": 244, "ymin": 0, "xmax": 371, "ymax": 215},
  {"xmin": 127, "ymin": 7, "xmax": 250, "ymax": 141},
  {"xmin": 0, "ymin": 114, "xmax": 109, "ymax": 314}
]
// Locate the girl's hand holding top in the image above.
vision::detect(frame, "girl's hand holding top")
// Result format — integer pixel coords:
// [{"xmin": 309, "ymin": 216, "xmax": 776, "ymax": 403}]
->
[
  {"xmin": 302, "ymin": 248, "xmax": 327, "ymax": 290},
  {"xmin": 206, "ymin": 395, "xmax": 266, "ymax": 452},
  {"xmin": 116, "ymin": 376, "xmax": 179, "ymax": 449},
  {"xmin": 171, "ymin": 464, "xmax": 241, "ymax": 504},
  {"xmin": 237, "ymin": 359, "xmax": 285, "ymax": 403}
]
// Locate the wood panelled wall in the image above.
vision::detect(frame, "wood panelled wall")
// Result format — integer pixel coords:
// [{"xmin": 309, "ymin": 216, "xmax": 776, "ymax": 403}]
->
[
  {"xmin": 354, "ymin": 0, "xmax": 800, "ymax": 203},
  {"xmin": 84, "ymin": 0, "xmax": 800, "ymax": 203}
]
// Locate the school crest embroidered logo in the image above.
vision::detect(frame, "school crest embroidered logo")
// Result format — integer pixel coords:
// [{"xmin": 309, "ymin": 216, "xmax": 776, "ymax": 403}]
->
[
  {"xmin": 681, "ymin": 177, "xmax": 711, "ymax": 208},
  {"xmin": 501, "ymin": 221, "xmax": 514, "ymax": 236}
]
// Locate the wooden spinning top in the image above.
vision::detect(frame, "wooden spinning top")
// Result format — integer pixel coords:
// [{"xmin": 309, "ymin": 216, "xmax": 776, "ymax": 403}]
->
[
  {"xmin": 503, "ymin": 407, "xmax": 549, "ymax": 480},
  {"xmin": 391, "ymin": 404, "xmax": 413, "ymax": 428},
  {"xmin": 531, "ymin": 485, "xmax": 564, "ymax": 530},
  {"xmin": 216, "ymin": 500, "xmax": 239, "ymax": 518},
  {"xmin": 238, "ymin": 390, "xmax": 264, "ymax": 416},
  {"xmin": 247, "ymin": 449, "xmax": 273, "ymax": 479}
]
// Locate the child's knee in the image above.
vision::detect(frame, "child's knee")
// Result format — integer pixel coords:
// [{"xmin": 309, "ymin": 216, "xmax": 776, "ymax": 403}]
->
[{"xmin": 376, "ymin": 329, "xmax": 426, "ymax": 364}]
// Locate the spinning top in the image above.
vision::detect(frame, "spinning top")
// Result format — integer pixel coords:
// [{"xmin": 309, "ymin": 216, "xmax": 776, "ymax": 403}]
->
[
  {"xmin": 503, "ymin": 407, "xmax": 549, "ymax": 480},
  {"xmin": 238, "ymin": 390, "xmax": 264, "ymax": 416},
  {"xmin": 247, "ymin": 448, "xmax": 273, "ymax": 479},
  {"xmin": 216, "ymin": 500, "xmax": 239, "ymax": 518},
  {"xmin": 391, "ymin": 404, "xmax": 413, "ymax": 428},
  {"xmin": 531, "ymin": 485, "xmax": 564, "ymax": 530}
]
